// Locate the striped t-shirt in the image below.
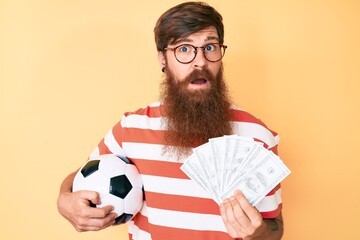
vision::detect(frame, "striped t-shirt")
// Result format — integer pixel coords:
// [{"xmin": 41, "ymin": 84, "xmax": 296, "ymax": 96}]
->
[{"xmin": 90, "ymin": 101, "xmax": 282, "ymax": 240}]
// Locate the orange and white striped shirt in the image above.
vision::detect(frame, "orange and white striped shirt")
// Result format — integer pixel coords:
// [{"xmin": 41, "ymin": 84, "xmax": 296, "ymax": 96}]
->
[{"xmin": 90, "ymin": 101, "xmax": 282, "ymax": 240}]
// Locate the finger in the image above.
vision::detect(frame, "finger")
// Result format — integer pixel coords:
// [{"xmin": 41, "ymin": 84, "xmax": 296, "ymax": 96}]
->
[
  {"xmin": 88, "ymin": 212, "xmax": 118, "ymax": 229},
  {"xmin": 234, "ymin": 190, "xmax": 262, "ymax": 225},
  {"xmin": 75, "ymin": 212, "xmax": 117, "ymax": 232},
  {"xmin": 75, "ymin": 191, "xmax": 114, "ymax": 219},
  {"xmin": 84, "ymin": 204, "xmax": 115, "ymax": 219},
  {"xmin": 78, "ymin": 190, "xmax": 101, "ymax": 205},
  {"xmin": 220, "ymin": 200, "xmax": 240, "ymax": 238},
  {"xmin": 229, "ymin": 193, "xmax": 252, "ymax": 230}
]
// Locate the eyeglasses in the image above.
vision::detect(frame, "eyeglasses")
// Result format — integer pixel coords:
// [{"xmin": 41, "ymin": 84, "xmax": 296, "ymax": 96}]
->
[{"xmin": 164, "ymin": 43, "xmax": 227, "ymax": 64}]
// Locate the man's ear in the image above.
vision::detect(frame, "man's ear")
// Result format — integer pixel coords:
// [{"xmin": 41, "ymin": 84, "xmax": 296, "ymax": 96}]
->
[{"xmin": 158, "ymin": 51, "xmax": 166, "ymax": 69}]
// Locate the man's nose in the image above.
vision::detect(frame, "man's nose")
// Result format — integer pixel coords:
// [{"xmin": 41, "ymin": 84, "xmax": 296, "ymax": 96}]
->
[{"xmin": 192, "ymin": 49, "xmax": 207, "ymax": 69}]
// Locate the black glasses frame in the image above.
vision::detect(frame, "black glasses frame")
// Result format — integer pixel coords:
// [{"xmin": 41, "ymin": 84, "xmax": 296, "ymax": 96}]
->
[{"xmin": 164, "ymin": 43, "xmax": 227, "ymax": 64}]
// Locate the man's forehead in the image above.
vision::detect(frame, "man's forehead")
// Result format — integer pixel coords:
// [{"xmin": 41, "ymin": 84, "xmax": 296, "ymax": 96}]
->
[{"xmin": 171, "ymin": 27, "xmax": 219, "ymax": 46}]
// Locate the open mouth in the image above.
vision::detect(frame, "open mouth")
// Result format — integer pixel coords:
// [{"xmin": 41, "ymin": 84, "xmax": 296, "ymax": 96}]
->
[{"xmin": 191, "ymin": 78, "xmax": 208, "ymax": 85}]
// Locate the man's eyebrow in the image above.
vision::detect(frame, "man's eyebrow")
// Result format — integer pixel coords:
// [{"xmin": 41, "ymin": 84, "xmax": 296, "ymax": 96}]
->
[
  {"xmin": 206, "ymin": 36, "xmax": 219, "ymax": 41},
  {"xmin": 173, "ymin": 35, "xmax": 220, "ymax": 45}
]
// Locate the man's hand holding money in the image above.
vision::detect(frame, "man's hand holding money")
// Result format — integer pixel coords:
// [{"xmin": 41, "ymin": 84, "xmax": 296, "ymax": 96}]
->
[
  {"xmin": 180, "ymin": 135, "xmax": 289, "ymax": 239},
  {"xmin": 220, "ymin": 190, "xmax": 280, "ymax": 239}
]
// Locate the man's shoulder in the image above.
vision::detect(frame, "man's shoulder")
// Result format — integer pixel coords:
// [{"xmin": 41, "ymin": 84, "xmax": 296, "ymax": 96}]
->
[
  {"xmin": 229, "ymin": 104, "xmax": 265, "ymax": 125},
  {"xmin": 229, "ymin": 104, "xmax": 279, "ymax": 147},
  {"xmin": 123, "ymin": 101, "xmax": 162, "ymax": 118}
]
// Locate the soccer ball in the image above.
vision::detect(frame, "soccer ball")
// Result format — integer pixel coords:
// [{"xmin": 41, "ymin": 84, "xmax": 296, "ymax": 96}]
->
[{"xmin": 72, "ymin": 154, "xmax": 144, "ymax": 224}]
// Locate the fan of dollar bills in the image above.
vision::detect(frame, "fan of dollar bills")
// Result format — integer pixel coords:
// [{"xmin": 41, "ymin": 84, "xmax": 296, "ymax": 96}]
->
[{"xmin": 180, "ymin": 135, "xmax": 291, "ymax": 206}]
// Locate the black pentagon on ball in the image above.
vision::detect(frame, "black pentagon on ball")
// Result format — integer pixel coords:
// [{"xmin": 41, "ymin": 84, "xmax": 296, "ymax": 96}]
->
[
  {"xmin": 114, "ymin": 213, "xmax": 133, "ymax": 225},
  {"xmin": 81, "ymin": 160, "xmax": 100, "ymax": 178},
  {"xmin": 109, "ymin": 175, "xmax": 133, "ymax": 199}
]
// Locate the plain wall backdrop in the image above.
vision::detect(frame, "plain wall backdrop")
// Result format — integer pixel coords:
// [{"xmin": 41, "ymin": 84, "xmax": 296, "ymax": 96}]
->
[{"xmin": 1, "ymin": 0, "xmax": 359, "ymax": 239}]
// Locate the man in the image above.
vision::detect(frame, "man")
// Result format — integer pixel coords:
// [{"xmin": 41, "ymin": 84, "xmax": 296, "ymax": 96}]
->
[{"xmin": 57, "ymin": 2, "xmax": 284, "ymax": 239}]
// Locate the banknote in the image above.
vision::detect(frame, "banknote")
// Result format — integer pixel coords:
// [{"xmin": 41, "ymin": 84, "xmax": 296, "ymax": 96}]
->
[
  {"xmin": 209, "ymin": 137, "xmax": 228, "ymax": 194},
  {"xmin": 180, "ymin": 153, "xmax": 220, "ymax": 202},
  {"xmin": 192, "ymin": 143, "xmax": 221, "ymax": 202},
  {"xmin": 225, "ymin": 136, "xmax": 264, "ymax": 191},
  {"xmin": 220, "ymin": 150, "xmax": 290, "ymax": 206},
  {"xmin": 181, "ymin": 135, "xmax": 291, "ymax": 206}
]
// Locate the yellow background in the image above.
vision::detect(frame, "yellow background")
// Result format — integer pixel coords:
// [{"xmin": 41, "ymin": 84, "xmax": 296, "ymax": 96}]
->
[{"xmin": 1, "ymin": 0, "xmax": 359, "ymax": 239}]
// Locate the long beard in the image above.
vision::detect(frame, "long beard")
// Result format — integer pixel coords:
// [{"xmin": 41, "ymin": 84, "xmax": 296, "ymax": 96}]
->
[{"xmin": 161, "ymin": 67, "xmax": 233, "ymax": 159}]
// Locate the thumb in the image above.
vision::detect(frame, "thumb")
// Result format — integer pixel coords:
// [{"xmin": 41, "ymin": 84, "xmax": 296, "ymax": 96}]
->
[{"xmin": 79, "ymin": 190, "xmax": 101, "ymax": 205}]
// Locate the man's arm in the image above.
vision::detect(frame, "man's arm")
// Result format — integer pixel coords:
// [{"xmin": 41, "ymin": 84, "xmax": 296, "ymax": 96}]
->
[
  {"xmin": 220, "ymin": 190, "xmax": 283, "ymax": 240},
  {"xmin": 57, "ymin": 170, "xmax": 118, "ymax": 232},
  {"xmin": 261, "ymin": 214, "xmax": 283, "ymax": 240}
]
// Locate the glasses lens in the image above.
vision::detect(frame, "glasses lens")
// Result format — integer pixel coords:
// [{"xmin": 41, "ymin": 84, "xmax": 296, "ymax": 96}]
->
[
  {"xmin": 173, "ymin": 43, "xmax": 226, "ymax": 63},
  {"xmin": 175, "ymin": 44, "xmax": 195, "ymax": 63},
  {"xmin": 204, "ymin": 43, "xmax": 225, "ymax": 62}
]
